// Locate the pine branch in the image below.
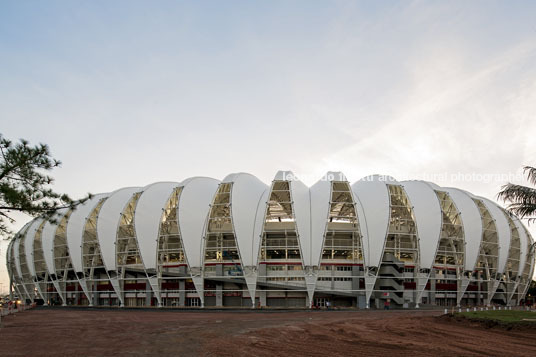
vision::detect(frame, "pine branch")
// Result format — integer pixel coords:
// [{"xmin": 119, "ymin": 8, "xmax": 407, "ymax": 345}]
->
[{"xmin": 0, "ymin": 133, "xmax": 92, "ymax": 239}]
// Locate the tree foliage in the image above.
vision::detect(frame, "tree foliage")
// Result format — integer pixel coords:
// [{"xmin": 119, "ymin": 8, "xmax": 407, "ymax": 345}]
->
[
  {"xmin": 497, "ymin": 165, "xmax": 536, "ymax": 224},
  {"xmin": 0, "ymin": 133, "xmax": 91, "ymax": 238}
]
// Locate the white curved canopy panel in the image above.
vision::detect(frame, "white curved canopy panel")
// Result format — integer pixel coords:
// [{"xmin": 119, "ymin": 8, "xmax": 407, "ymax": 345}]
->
[
  {"xmin": 223, "ymin": 173, "xmax": 269, "ymax": 267},
  {"xmin": 41, "ymin": 208, "xmax": 69, "ymax": 275},
  {"xmin": 25, "ymin": 218, "xmax": 44, "ymax": 277},
  {"xmin": 401, "ymin": 181, "xmax": 442, "ymax": 269},
  {"xmin": 253, "ymin": 189, "xmax": 270, "ymax": 265},
  {"xmin": 13, "ymin": 236, "xmax": 23, "ymax": 280},
  {"xmin": 350, "ymin": 190, "xmax": 369, "ymax": 266},
  {"xmin": 178, "ymin": 177, "xmax": 220, "ymax": 268},
  {"xmin": 66, "ymin": 194, "xmax": 109, "ymax": 273},
  {"xmin": 12, "ymin": 221, "xmax": 32, "ymax": 280},
  {"xmin": 528, "ymin": 231, "xmax": 534, "ymax": 280},
  {"xmin": 479, "ymin": 197, "xmax": 511, "ymax": 274},
  {"xmin": 134, "ymin": 182, "xmax": 180, "ymax": 272},
  {"xmin": 281, "ymin": 171, "xmax": 311, "ymax": 266},
  {"xmin": 351, "ymin": 175, "xmax": 392, "ymax": 268},
  {"xmin": 309, "ymin": 176, "xmax": 331, "ymax": 268},
  {"xmin": 442, "ymin": 188, "xmax": 482, "ymax": 271},
  {"xmin": 425, "ymin": 181, "xmax": 441, "ymax": 190},
  {"xmin": 97, "ymin": 187, "xmax": 142, "ymax": 272},
  {"xmin": 513, "ymin": 217, "xmax": 528, "ymax": 277},
  {"xmin": 6, "ymin": 239, "xmax": 13, "ymax": 278}
]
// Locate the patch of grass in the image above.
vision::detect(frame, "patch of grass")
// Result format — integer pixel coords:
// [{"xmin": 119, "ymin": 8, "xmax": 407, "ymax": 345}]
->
[{"xmin": 458, "ymin": 310, "xmax": 536, "ymax": 323}]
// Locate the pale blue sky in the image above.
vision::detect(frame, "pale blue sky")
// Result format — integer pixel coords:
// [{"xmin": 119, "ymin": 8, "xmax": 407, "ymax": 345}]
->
[{"xmin": 2, "ymin": 0, "xmax": 536, "ymax": 288}]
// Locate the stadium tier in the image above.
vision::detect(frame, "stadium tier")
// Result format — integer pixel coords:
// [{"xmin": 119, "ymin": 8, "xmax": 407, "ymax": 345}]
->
[{"xmin": 6, "ymin": 171, "xmax": 535, "ymax": 309}]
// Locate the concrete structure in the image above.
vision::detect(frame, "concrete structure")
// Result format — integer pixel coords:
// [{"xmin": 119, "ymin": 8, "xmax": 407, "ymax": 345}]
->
[{"xmin": 6, "ymin": 172, "xmax": 535, "ymax": 308}]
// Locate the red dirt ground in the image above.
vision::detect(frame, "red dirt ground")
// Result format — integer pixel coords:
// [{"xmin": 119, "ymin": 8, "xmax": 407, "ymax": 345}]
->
[{"xmin": 1, "ymin": 308, "xmax": 535, "ymax": 356}]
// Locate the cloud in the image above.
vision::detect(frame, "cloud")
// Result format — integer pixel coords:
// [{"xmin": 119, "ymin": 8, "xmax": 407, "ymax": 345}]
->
[{"xmin": 291, "ymin": 40, "xmax": 536, "ymax": 188}]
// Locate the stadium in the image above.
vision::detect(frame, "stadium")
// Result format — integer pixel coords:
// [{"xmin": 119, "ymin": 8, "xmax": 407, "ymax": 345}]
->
[{"xmin": 6, "ymin": 171, "xmax": 535, "ymax": 309}]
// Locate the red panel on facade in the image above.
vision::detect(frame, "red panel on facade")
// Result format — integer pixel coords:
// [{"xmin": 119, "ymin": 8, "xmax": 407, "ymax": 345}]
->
[
  {"xmin": 97, "ymin": 284, "xmax": 113, "ymax": 291},
  {"xmin": 404, "ymin": 282, "xmax": 417, "ymax": 289},
  {"xmin": 436, "ymin": 283, "xmax": 457, "ymax": 291}
]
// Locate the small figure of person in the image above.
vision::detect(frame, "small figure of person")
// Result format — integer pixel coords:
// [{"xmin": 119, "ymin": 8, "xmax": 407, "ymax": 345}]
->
[
  {"xmin": 384, "ymin": 298, "xmax": 391, "ymax": 310},
  {"xmin": 326, "ymin": 301, "xmax": 331, "ymax": 310}
]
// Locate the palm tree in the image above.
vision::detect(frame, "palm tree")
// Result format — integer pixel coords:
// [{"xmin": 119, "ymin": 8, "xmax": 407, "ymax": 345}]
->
[{"xmin": 497, "ymin": 165, "xmax": 536, "ymax": 223}]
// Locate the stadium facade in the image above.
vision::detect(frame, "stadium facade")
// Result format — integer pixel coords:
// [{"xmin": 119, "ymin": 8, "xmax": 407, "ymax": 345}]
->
[{"xmin": 6, "ymin": 171, "xmax": 535, "ymax": 309}]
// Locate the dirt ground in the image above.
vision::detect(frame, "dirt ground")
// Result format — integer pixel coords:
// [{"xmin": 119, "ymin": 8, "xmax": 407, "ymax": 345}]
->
[{"xmin": 1, "ymin": 308, "xmax": 535, "ymax": 356}]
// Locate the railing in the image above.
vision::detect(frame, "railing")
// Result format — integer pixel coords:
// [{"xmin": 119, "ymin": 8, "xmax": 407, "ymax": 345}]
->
[
  {"xmin": 0, "ymin": 301, "xmax": 37, "ymax": 324},
  {"xmin": 443, "ymin": 304, "xmax": 535, "ymax": 314}
]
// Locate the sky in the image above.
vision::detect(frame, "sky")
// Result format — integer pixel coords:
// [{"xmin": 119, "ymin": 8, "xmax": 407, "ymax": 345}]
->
[{"xmin": 1, "ymin": 0, "xmax": 536, "ymax": 292}]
